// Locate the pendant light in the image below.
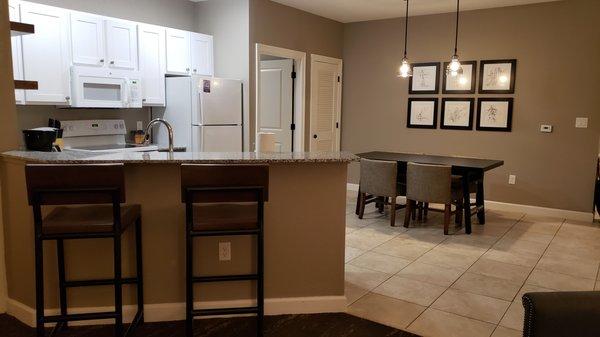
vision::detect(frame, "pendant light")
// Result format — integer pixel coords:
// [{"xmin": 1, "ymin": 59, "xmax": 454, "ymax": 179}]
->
[
  {"xmin": 398, "ymin": 0, "xmax": 412, "ymax": 78},
  {"xmin": 446, "ymin": 0, "xmax": 463, "ymax": 77}
]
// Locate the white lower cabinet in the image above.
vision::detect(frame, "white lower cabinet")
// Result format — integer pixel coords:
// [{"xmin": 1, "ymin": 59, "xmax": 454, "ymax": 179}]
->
[
  {"xmin": 21, "ymin": 1, "xmax": 71, "ymax": 105},
  {"xmin": 138, "ymin": 24, "xmax": 166, "ymax": 106}
]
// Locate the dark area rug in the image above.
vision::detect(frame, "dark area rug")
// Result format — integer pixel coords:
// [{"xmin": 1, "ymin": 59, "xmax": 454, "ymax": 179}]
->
[{"xmin": 0, "ymin": 313, "xmax": 420, "ymax": 337}]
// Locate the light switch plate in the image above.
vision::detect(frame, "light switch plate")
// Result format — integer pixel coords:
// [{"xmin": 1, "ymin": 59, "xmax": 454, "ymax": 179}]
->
[
  {"xmin": 575, "ymin": 117, "xmax": 588, "ymax": 128},
  {"xmin": 540, "ymin": 125, "xmax": 552, "ymax": 133},
  {"xmin": 508, "ymin": 175, "xmax": 516, "ymax": 185},
  {"xmin": 136, "ymin": 121, "xmax": 143, "ymax": 131}
]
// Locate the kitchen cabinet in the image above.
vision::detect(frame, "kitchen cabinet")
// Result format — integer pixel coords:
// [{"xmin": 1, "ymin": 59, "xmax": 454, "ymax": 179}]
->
[
  {"xmin": 20, "ymin": 1, "xmax": 71, "ymax": 105},
  {"xmin": 70, "ymin": 12, "xmax": 104, "ymax": 67},
  {"xmin": 106, "ymin": 19, "xmax": 138, "ymax": 70},
  {"xmin": 138, "ymin": 24, "xmax": 166, "ymax": 106},
  {"xmin": 9, "ymin": 0, "xmax": 24, "ymax": 104},
  {"xmin": 165, "ymin": 28, "xmax": 191, "ymax": 75},
  {"xmin": 190, "ymin": 32, "xmax": 213, "ymax": 76}
]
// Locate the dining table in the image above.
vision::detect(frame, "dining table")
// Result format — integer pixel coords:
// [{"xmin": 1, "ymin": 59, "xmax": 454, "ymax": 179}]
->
[{"xmin": 356, "ymin": 151, "xmax": 504, "ymax": 234}]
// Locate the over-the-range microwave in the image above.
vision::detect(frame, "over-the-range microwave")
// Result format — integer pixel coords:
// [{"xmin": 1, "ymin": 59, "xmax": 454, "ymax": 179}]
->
[{"xmin": 70, "ymin": 66, "xmax": 142, "ymax": 108}]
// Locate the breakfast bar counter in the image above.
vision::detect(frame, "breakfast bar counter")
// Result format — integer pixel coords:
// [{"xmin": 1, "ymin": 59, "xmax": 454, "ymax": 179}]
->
[{"xmin": 1, "ymin": 151, "xmax": 357, "ymax": 325}]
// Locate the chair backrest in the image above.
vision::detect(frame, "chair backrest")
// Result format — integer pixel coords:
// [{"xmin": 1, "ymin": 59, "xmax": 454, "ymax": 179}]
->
[
  {"xmin": 181, "ymin": 164, "xmax": 269, "ymax": 203},
  {"xmin": 406, "ymin": 162, "xmax": 452, "ymax": 204},
  {"xmin": 25, "ymin": 164, "xmax": 125, "ymax": 205},
  {"xmin": 359, "ymin": 159, "xmax": 398, "ymax": 197}
]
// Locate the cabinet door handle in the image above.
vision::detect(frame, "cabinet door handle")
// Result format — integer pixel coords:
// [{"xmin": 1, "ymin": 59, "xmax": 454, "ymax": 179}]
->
[
  {"xmin": 186, "ymin": 68, "xmax": 190, "ymax": 71},
  {"xmin": 65, "ymin": 96, "xmax": 70, "ymax": 101},
  {"xmin": 142, "ymin": 98, "xmax": 147, "ymax": 102},
  {"xmin": 193, "ymin": 69, "xmax": 197, "ymax": 73},
  {"xmin": 110, "ymin": 61, "xmax": 115, "ymax": 65},
  {"xmin": 100, "ymin": 59, "xmax": 104, "ymax": 63}
]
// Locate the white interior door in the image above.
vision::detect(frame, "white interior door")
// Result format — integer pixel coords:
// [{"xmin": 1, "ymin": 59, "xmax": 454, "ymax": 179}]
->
[
  {"xmin": 9, "ymin": 0, "xmax": 24, "ymax": 104},
  {"xmin": 259, "ymin": 59, "xmax": 293, "ymax": 152},
  {"xmin": 310, "ymin": 56, "xmax": 342, "ymax": 152},
  {"xmin": 70, "ymin": 12, "xmax": 105, "ymax": 67},
  {"xmin": 106, "ymin": 19, "xmax": 138, "ymax": 70}
]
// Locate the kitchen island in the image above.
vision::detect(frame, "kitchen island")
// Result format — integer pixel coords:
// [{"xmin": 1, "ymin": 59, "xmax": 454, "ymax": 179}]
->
[{"xmin": 1, "ymin": 150, "xmax": 357, "ymax": 326}]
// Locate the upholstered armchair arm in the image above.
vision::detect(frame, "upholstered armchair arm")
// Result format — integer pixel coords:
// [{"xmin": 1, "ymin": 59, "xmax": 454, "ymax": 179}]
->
[{"xmin": 522, "ymin": 291, "xmax": 600, "ymax": 337}]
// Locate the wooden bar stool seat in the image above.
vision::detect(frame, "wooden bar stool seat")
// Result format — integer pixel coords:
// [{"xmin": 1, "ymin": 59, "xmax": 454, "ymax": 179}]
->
[
  {"xmin": 193, "ymin": 204, "xmax": 258, "ymax": 231},
  {"xmin": 42, "ymin": 205, "xmax": 141, "ymax": 235}
]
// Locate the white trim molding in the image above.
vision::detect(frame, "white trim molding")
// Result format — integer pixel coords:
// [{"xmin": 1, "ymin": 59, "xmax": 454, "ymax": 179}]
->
[
  {"xmin": 7, "ymin": 295, "xmax": 347, "ymax": 327},
  {"xmin": 347, "ymin": 183, "xmax": 593, "ymax": 222},
  {"xmin": 255, "ymin": 43, "xmax": 306, "ymax": 152}
]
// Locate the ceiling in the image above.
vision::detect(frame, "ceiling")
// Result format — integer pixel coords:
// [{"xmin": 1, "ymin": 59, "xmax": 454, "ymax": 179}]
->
[{"xmin": 269, "ymin": 0, "xmax": 562, "ymax": 23}]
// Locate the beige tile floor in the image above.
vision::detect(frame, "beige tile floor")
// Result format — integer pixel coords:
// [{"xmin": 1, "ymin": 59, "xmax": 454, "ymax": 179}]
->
[{"xmin": 344, "ymin": 192, "xmax": 600, "ymax": 337}]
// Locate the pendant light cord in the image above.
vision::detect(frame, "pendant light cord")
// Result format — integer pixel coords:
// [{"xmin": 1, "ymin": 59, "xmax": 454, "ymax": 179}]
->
[
  {"xmin": 453, "ymin": 0, "xmax": 460, "ymax": 56},
  {"xmin": 403, "ymin": 0, "xmax": 409, "ymax": 58}
]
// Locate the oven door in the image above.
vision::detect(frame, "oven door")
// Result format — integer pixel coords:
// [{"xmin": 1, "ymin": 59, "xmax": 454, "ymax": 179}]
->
[{"xmin": 71, "ymin": 70, "xmax": 129, "ymax": 108}]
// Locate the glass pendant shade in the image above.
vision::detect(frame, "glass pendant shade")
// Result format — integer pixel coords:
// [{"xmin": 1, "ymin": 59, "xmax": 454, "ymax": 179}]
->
[
  {"xmin": 447, "ymin": 55, "xmax": 463, "ymax": 77},
  {"xmin": 398, "ymin": 58, "xmax": 412, "ymax": 78}
]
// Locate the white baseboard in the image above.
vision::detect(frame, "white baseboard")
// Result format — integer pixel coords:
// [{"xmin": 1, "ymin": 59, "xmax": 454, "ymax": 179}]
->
[
  {"xmin": 7, "ymin": 295, "xmax": 347, "ymax": 328},
  {"xmin": 347, "ymin": 183, "xmax": 593, "ymax": 222}
]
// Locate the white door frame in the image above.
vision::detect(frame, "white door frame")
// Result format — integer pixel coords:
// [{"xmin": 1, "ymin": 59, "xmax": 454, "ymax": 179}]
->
[
  {"xmin": 309, "ymin": 54, "xmax": 343, "ymax": 152},
  {"xmin": 255, "ymin": 43, "xmax": 306, "ymax": 152}
]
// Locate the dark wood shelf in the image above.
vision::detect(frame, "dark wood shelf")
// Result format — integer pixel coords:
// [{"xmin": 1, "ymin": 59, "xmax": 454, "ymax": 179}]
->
[
  {"xmin": 10, "ymin": 21, "xmax": 35, "ymax": 37},
  {"xmin": 14, "ymin": 80, "xmax": 38, "ymax": 90}
]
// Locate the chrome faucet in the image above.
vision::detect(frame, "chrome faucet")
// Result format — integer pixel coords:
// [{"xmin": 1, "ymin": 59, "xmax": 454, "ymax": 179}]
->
[{"xmin": 144, "ymin": 118, "xmax": 174, "ymax": 152}]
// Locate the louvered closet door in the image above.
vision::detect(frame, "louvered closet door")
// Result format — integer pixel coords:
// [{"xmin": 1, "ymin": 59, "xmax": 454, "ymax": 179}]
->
[{"xmin": 310, "ymin": 60, "xmax": 341, "ymax": 151}]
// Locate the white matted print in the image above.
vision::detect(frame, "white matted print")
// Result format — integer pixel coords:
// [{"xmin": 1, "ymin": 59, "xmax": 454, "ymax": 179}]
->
[
  {"xmin": 477, "ymin": 98, "xmax": 513, "ymax": 132},
  {"xmin": 407, "ymin": 98, "xmax": 438, "ymax": 129},
  {"xmin": 443, "ymin": 61, "xmax": 476, "ymax": 94},
  {"xmin": 479, "ymin": 59, "xmax": 517, "ymax": 93},
  {"xmin": 409, "ymin": 63, "xmax": 440, "ymax": 94},
  {"xmin": 441, "ymin": 98, "xmax": 473, "ymax": 130}
]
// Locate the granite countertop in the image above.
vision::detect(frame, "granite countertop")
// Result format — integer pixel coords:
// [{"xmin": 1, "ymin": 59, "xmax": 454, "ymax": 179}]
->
[{"xmin": 1, "ymin": 150, "xmax": 359, "ymax": 164}]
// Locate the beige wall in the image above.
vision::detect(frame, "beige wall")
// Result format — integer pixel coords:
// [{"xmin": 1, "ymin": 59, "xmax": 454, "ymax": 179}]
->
[
  {"xmin": 196, "ymin": 0, "xmax": 251, "ymax": 150},
  {"xmin": 23, "ymin": 0, "xmax": 197, "ymax": 31},
  {"xmin": 249, "ymin": 0, "xmax": 344, "ymax": 150},
  {"xmin": 342, "ymin": 0, "xmax": 600, "ymax": 212}
]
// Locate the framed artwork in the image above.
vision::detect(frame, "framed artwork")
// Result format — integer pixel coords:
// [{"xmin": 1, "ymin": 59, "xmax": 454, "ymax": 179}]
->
[
  {"xmin": 441, "ymin": 98, "xmax": 474, "ymax": 130},
  {"xmin": 479, "ymin": 59, "xmax": 517, "ymax": 94},
  {"xmin": 476, "ymin": 98, "xmax": 513, "ymax": 132},
  {"xmin": 409, "ymin": 62, "xmax": 440, "ymax": 94},
  {"xmin": 442, "ymin": 60, "xmax": 477, "ymax": 94},
  {"xmin": 407, "ymin": 98, "xmax": 438, "ymax": 129}
]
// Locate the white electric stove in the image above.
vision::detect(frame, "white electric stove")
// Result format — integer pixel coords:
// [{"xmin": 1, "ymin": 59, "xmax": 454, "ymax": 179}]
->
[{"xmin": 62, "ymin": 119, "xmax": 158, "ymax": 153}]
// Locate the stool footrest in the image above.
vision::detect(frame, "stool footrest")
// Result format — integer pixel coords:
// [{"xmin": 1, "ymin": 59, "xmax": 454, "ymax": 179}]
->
[
  {"xmin": 191, "ymin": 228, "xmax": 260, "ymax": 237},
  {"xmin": 44, "ymin": 311, "xmax": 118, "ymax": 323},
  {"xmin": 192, "ymin": 306, "xmax": 259, "ymax": 317},
  {"xmin": 64, "ymin": 277, "xmax": 138, "ymax": 288},
  {"xmin": 193, "ymin": 274, "xmax": 258, "ymax": 283}
]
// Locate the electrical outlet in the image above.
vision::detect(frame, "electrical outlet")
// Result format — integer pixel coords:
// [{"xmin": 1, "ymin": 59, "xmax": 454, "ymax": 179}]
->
[
  {"xmin": 219, "ymin": 242, "xmax": 231, "ymax": 261},
  {"xmin": 540, "ymin": 124, "xmax": 552, "ymax": 133},
  {"xmin": 575, "ymin": 117, "xmax": 588, "ymax": 128},
  {"xmin": 136, "ymin": 121, "xmax": 143, "ymax": 131},
  {"xmin": 508, "ymin": 175, "xmax": 516, "ymax": 185}
]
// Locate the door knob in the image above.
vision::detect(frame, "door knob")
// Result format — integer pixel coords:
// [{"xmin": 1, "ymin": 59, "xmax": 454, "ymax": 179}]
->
[{"xmin": 313, "ymin": 135, "xmax": 318, "ymax": 139}]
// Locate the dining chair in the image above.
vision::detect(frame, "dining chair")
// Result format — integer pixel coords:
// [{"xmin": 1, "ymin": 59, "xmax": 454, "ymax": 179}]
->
[
  {"xmin": 404, "ymin": 162, "xmax": 464, "ymax": 235},
  {"xmin": 357, "ymin": 159, "xmax": 406, "ymax": 226}
]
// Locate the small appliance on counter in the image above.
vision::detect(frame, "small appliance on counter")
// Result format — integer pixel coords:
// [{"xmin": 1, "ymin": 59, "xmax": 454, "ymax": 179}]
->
[
  {"xmin": 23, "ymin": 127, "xmax": 60, "ymax": 152},
  {"xmin": 61, "ymin": 119, "xmax": 158, "ymax": 153}
]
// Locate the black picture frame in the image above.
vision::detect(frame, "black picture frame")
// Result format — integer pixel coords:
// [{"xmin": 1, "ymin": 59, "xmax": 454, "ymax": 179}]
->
[
  {"xmin": 409, "ymin": 62, "xmax": 440, "ymax": 94},
  {"xmin": 442, "ymin": 60, "xmax": 477, "ymax": 94},
  {"xmin": 478, "ymin": 59, "xmax": 517, "ymax": 94},
  {"xmin": 440, "ymin": 98, "xmax": 474, "ymax": 130},
  {"xmin": 476, "ymin": 98, "xmax": 514, "ymax": 132},
  {"xmin": 407, "ymin": 98, "xmax": 438, "ymax": 129}
]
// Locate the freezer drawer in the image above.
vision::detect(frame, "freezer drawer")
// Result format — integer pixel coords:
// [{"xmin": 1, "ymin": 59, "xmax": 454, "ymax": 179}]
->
[{"xmin": 192, "ymin": 125, "xmax": 242, "ymax": 152}]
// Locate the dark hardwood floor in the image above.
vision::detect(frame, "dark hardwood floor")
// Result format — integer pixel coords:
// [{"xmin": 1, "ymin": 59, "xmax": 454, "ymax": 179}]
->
[{"xmin": 0, "ymin": 313, "xmax": 419, "ymax": 337}]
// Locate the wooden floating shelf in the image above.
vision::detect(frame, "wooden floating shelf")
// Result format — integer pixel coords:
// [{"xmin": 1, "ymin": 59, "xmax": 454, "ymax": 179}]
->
[
  {"xmin": 10, "ymin": 21, "xmax": 35, "ymax": 37},
  {"xmin": 14, "ymin": 80, "xmax": 38, "ymax": 90}
]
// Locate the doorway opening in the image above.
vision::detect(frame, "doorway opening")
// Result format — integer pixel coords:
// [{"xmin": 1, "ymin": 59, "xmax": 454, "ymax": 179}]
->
[{"xmin": 255, "ymin": 44, "xmax": 306, "ymax": 152}]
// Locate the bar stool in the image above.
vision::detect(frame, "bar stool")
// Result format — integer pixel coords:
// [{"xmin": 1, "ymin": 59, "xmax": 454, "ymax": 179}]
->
[
  {"xmin": 25, "ymin": 164, "xmax": 144, "ymax": 337},
  {"xmin": 180, "ymin": 164, "xmax": 269, "ymax": 337}
]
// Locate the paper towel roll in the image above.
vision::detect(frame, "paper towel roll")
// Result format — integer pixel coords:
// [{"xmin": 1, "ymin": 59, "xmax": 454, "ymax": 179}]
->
[{"xmin": 257, "ymin": 132, "xmax": 276, "ymax": 152}]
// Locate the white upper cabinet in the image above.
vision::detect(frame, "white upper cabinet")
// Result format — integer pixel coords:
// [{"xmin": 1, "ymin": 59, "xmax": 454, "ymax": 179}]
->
[
  {"xmin": 20, "ymin": 1, "xmax": 71, "ymax": 105},
  {"xmin": 165, "ymin": 28, "xmax": 191, "ymax": 75},
  {"xmin": 106, "ymin": 19, "xmax": 138, "ymax": 70},
  {"xmin": 138, "ymin": 24, "xmax": 166, "ymax": 106},
  {"xmin": 9, "ymin": 0, "xmax": 24, "ymax": 104},
  {"xmin": 190, "ymin": 32, "xmax": 213, "ymax": 76},
  {"xmin": 70, "ymin": 12, "xmax": 104, "ymax": 67}
]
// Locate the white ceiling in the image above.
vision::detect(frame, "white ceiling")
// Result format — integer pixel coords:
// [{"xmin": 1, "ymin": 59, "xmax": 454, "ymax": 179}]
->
[{"xmin": 269, "ymin": 0, "xmax": 562, "ymax": 23}]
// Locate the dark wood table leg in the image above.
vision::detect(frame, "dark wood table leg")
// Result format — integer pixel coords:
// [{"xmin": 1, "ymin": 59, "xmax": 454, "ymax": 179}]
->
[
  {"xmin": 355, "ymin": 186, "xmax": 361, "ymax": 215},
  {"xmin": 476, "ymin": 177, "xmax": 485, "ymax": 225},
  {"xmin": 462, "ymin": 173, "xmax": 472, "ymax": 234}
]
